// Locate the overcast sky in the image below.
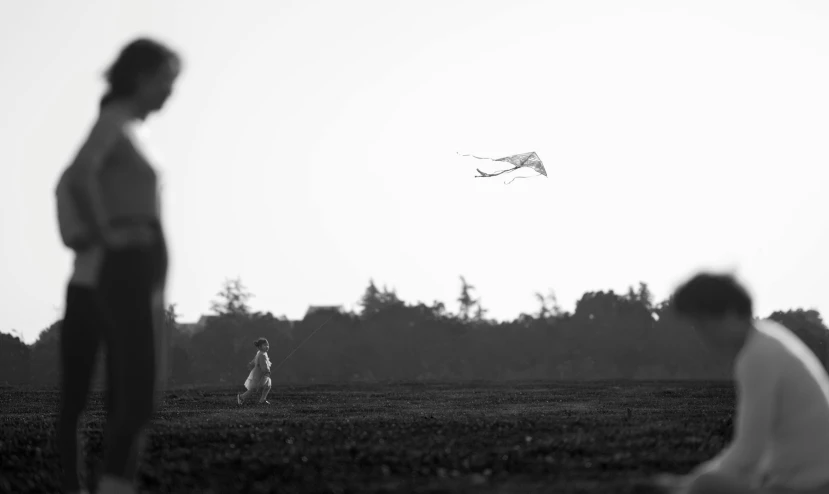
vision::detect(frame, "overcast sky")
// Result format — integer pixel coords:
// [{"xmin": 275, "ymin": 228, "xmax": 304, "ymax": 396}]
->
[{"xmin": 3, "ymin": 0, "xmax": 829, "ymax": 343}]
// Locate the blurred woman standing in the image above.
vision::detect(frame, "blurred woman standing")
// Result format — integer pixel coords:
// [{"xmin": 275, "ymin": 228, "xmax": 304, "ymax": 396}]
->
[{"xmin": 54, "ymin": 37, "xmax": 181, "ymax": 494}]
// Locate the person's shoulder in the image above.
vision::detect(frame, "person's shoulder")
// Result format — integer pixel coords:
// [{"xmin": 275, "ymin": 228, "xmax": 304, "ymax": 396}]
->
[
  {"xmin": 73, "ymin": 105, "xmax": 130, "ymax": 161},
  {"xmin": 750, "ymin": 319, "xmax": 812, "ymax": 363},
  {"xmin": 736, "ymin": 321, "xmax": 784, "ymax": 365},
  {"xmin": 89, "ymin": 105, "xmax": 132, "ymax": 140},
  {"xmin": 750, "ymin": 319, "xmax": 788, "ymax": 349},
  {"xmin": 753, "ymin": 319, "xmax": 829, "ymax": 388},
  {"xmin": 98, "ymin": 103, "xmax": 132, "ymax": 125}
]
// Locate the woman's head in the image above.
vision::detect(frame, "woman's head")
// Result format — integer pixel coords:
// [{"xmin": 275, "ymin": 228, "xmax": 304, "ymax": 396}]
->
[
  {"xmin": 101, "ymin": 37, "xmax": 182, "ymax": 117},
  {"xmin": 254, "ymin": 338, "xmax": 269, "ymax": 352}
]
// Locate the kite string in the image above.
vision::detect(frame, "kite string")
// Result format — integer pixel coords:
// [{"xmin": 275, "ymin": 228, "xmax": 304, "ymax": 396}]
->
[{"xmin": 272, "ymin": 314, "xmax": 335, "ymax": 372}]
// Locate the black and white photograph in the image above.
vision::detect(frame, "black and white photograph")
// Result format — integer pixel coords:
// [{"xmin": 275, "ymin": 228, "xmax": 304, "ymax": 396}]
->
[{"xmin": 2, "ymin": 1, "xmax": 829, "ymax": 493}]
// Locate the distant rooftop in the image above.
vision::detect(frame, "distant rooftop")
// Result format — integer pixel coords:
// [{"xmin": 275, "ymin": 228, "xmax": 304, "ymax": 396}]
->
[
  {"xmin": 177, "ymin": 308, "xmax": 341, "ymax": 333},
  {"xmin": 304, "ymin": 305, "xmax": 343, "ymax": 318},
  {"xmin": 177, "ymin": 315, "xmax": 219, "ymax": 335}
]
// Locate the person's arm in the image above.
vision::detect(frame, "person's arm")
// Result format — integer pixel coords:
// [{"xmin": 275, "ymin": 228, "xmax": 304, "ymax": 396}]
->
[
  {"xmin": 687, "ymin": 341, "xmax": 779, "ymax": 479},
  {"xmin": 71, "ymin": 109, "xmax": 126, "ymax": 245},
  {"xmin": 261, "ymin": 354, "xmax": 272, "ymax": 375}
]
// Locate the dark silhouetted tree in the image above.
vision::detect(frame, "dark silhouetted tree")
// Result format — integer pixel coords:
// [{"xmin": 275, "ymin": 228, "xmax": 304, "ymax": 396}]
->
[
  {"xmin": 0, "ymin": 332, "xmax": 31, "ymax": 385},
  {"xmin": 534, "ymin": 289, "xmax": 563, "ymax": 319},
  {"xmin": 768, "ymin": 309, "xmax": 829, "ymax": 372},
  {"xmin": 210, "ymin": 277, "xmax": 253, "ymax": 316},
  {"xmin": 165, "ymin": 303, "xmax": 180, "ymax": 328},
  {"xmin": 164, "ymin": 303, "xmax": 193, "ymax": 384},
  {"xmin": 29, "ymin": 321, "xmax": 62, "ymax": 387},
  {"xmin": 358, "ymin": 279, "xmax": 403, "ymax": 319},
  {"xmin": 458, "ymin": 276, "xmax": 480, "ymax": 321},
  {"xmin": 358, "ymin": 279, "xmax": 382, "ymax": 318}
]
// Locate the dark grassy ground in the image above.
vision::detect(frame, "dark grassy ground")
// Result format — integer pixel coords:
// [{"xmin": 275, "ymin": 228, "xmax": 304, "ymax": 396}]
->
[{"xmin": 0, "ymin": 381, "xmax": 735, "ymax": 494}]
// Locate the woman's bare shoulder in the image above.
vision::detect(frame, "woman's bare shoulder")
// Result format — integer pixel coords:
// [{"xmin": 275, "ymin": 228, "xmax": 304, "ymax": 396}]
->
[{"xmin": 72, "ymin": 106, "xmax": 132, "ymax": 168}]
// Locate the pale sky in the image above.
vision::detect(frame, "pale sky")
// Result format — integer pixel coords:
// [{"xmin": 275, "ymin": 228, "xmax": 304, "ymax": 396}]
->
[{"xmin": 3, "ymin": 0, "xmax": 829, "ymax": 344}]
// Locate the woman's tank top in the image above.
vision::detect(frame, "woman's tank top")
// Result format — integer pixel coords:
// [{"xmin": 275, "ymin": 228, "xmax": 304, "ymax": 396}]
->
[
  {"xmin": 99, "ymin": 123, "xmax": 160, "ymax": 224},
  {"xmin": 56, "ymin": 105, "xmax": 162, "ymax": 285}
]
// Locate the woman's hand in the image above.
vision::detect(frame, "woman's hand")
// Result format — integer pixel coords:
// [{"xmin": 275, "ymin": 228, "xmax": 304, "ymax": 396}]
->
[
  {"xmin": 65, "ymin": 234, "xmax": 96, "ymax": 252},
  {"xmin": 103, "ymin": 225, "xmax": 157, "ymax": 249}
]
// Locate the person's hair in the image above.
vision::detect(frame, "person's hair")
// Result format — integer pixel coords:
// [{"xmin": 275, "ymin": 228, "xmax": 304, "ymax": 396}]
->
[
  {"xmin": 100, "ymin": 37, "xmax": 181, "ymax": 108},
  {"xmin": 671, "ymin": 272, "xmax": 753, "ymax": 320},
  {"xmin": 253, "ymin": 337, "xmax": 269, "ymax": 348}
]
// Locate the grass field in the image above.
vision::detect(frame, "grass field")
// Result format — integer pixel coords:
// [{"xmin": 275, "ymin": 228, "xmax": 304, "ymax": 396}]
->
[{"xmin": 0, "ymin": 381, "xmax": 735, "ymax": 494}]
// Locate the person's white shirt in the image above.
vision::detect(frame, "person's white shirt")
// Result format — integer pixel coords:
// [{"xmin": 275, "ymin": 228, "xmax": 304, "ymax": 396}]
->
[{"xmin": 693, "ymin": 319, "xmax": 829, "ymax": 490}]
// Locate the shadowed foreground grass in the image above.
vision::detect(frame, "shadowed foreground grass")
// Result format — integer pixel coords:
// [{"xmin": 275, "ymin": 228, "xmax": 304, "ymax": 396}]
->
[{"xmin": 0, "ymin": 381, "xmax": 735, "ymax": 494}]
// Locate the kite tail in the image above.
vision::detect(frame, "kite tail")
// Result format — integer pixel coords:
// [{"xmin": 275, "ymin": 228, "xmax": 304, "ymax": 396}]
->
[
  {"xmin": 457, "ymin": 152, "xmax": 496, "ymax": 161},
  {"xmin": 504, "ymin": 175, "xmax": 544, "ymax": 185},
  {"xmin": 475, "ymin": 166, "xmax": 521, "ymax": 178}
]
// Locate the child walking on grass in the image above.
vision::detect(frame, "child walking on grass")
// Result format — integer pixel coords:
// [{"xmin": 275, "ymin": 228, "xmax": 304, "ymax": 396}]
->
[{"xmin": 237, "ymin": 338, "xmax": 272, "ymax": 406}]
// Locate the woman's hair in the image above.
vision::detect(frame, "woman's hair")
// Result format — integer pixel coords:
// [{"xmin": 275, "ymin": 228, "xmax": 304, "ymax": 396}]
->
[
  {"xmin": 672, "ymin": 272, "xmax": 753, "ymax": 320},
  {"xmin": 253, "ymin": 337, "xmax": 269, "ymax": 348},
  {"xmin": 100, "ymin": 37, "xmax": 181, "ymax": 108}
]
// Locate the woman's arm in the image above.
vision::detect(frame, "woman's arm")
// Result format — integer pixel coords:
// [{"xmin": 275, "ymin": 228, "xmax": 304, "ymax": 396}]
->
[{"xmin": 71, "ymin": 109, "xmax": 127, "ymax": 245}]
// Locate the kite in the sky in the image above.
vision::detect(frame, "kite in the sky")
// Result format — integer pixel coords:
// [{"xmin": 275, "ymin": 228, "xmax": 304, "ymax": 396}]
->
[{"xmin": 458, "ymin": 151, "xmax": 548, "ymax": 184}]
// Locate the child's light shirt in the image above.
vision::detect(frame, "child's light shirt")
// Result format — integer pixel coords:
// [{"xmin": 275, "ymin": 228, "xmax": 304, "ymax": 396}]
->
[{"xmin": 244, "ymin": 350, "xmax": 272, "ymax": 390}]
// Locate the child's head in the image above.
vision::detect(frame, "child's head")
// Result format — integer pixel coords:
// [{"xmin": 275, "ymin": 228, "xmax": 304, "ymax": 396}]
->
[{"xmin": 253, "ymin": 337, "xmax": 269, "ymax": 352}]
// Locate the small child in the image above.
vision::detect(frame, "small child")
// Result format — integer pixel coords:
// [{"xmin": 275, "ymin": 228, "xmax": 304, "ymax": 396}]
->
[{"xmin": 237, "ymin": 338, "xmax": 272, "ymax": 406}]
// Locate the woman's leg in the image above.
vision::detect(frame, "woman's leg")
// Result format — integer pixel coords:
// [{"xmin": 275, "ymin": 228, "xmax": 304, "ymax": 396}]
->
[
  {"xmin": 56, "ymin": 283, "xmax": 105, "ymax": 492},
  {"xmin": 97, "ymin": 246, "xmax": 164, "ymax": 483},
  {"xmin": 151, "ymin": 286, "xmax": 169, "ymax": 402},
  {"xmin": 100, "ymin": 333, "xmax": 144, "ymax": 485}
]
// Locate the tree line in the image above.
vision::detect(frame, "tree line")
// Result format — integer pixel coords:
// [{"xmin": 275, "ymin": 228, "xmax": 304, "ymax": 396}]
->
[{"xmin": 2, "ymin": 277, "xmax": 828, "ymax": 387}]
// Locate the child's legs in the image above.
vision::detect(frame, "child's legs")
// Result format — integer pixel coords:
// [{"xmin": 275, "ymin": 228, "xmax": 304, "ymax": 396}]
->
[
  {"xmin": 240, "ymin": 377, "xmax": 271, "ymax": 402},
  {"xmin": 56, "ymin": 283, "xmax": 105, "ymax": 491},
  {"xmin": 240, "ymin": 387, "xmax": 257, "ymax": 401},
  {"xmin": 258, "ymin": 377, "xmax": 272, "ymax": 402}
]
